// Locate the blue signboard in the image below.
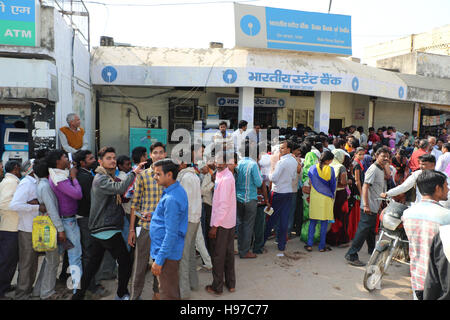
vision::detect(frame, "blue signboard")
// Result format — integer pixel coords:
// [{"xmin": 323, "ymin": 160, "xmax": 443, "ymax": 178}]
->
[
  {"xmin": 235, "ymin": 3, "xmax": 352, "ymax": 56},
  {"xmin": 129, "ymin": 128, "xmax": 167, "ymax": 156}
]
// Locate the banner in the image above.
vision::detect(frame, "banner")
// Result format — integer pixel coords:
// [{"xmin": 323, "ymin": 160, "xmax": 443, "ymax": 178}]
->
[{"xmin": 0, "ymin": 0, "xmax": 38, "ymax": 46}]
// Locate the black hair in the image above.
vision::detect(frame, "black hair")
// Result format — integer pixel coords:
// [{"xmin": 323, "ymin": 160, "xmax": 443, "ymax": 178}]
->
[
  {"xmin": 419, "ymin": 139, "xmax": 429, "ymax": 149},
  {"xmin": 73, "ymin": 150, "xmax": 93, "ymax": 167},
  {"xmin": 4, "ymin": 160, "xmax": 21, "ymax": 173},
  {"xmin": 219, "ymin": 121, "xmax": 227, "ymax": 127},
  {"xmin": 150, "ymin": 142, "xmax": 166, "ymax": 153},
  {"xmin": 153, "ymin": 159, "xmax": 179, "ymax": 180},
  {"xmin": 375, "ymin": 146, "xmax": 391, "ymax": 157},
  {"xmin": 238, "ymin": 120, "xmax": 248, "ymax": 129},
  {"xmin": 419, "ymin": 154, "xmax": 436, "ymax": 164},
  {"xmin": 417, "ymin": 170, "xmax": 447, "ymax": 196},
  {"xmin": 334, "ymin": 139, "xmax": 346, "ymax": 149},
  {"xmin": 33, "ymin": 159, "xmax": 49, "ymax": 178},
  {"xmin": 299, "ymin": 143, "xmax": 311, "ymax": 158},
  {"xmin": 443, "ymin": 143, "xmax": 450, "ymax": 152},
  {"xmin": 319, "ymin": 150, "xmax": 334, "ymax": 166},
  {"xmin": 98, "ymin": 146, "xmax": 115, "ymax": 159},
  {"xmin": 131, "ymin": 146, "xmax": 147, "ymax": 164},
  {"xmin": 117, "ymin": 155, "xmax": 131, "ymax": 167},
  {"xmin": 45, "ymin": 149, "xmax": 66, "ymax": 168},
  {"xmin": 369, "ymin": 127, "xmax": 375, "ymax": 132},
  {"xmin": 357, "ymin": 126, "xmax": 363, "ymax": 133},
  {"xmin": 291, "ymin": 142, "xmax": 300, "ymax": 152}
]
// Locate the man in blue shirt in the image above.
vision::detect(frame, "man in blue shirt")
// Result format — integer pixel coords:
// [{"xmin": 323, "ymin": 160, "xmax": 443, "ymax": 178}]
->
[
  {"xmin": 236, "ymin": 140, "xmax": 263, "ymax": 259},
  {"xmin": 151, "ymin": 159, "xmax": 188, "ymax": 300}
]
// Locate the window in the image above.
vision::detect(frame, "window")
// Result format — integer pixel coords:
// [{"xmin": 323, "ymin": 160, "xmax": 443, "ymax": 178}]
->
[{"xmin": 290, "ymin": 90, "xmax": 314, "ymax": 97}]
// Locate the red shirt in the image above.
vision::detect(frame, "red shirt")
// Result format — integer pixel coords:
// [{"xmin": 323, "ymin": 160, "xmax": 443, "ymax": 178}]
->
[
  {"xmin": 368, "ymin": 133, "xmax": 381, "ymax": 144},
  {"xmin": 409, "ymin": 148, "xmax": 428, "ymax": 172}
]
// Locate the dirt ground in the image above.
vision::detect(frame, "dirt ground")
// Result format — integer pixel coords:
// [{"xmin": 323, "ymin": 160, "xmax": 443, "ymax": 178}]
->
[{"xmin": 101, "ymin": 236, "xmax": 413, "ymax": 300}]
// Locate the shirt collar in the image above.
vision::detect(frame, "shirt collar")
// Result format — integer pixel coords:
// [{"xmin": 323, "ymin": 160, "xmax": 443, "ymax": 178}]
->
[
  {"xmin": 5, "ymin": 172, "xmax": 20, "ymax": 182},
  {"xmin": 216, "ymin": 167, "xmax": 230, "ymax": 178},
  {"xmin": 421, "ymin": 199, "xmax": 444, "ymax": 207},
  {"xmin": 163, "ymin": 181, "xmax": 180, "ymax": 193},
  {"xmin": 25, "ymin": 175, "xmax": 37, "ymax": 184}
]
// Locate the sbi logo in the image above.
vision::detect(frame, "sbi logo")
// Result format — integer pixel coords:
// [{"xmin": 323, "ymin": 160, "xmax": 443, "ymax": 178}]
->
[
  {"xmin": 352, "ymin": 77, "xmax": 359, "ymax": 91},
  {"xmin": 240, "ymin": 15, "xmax": 261, "ymax": 36},
  {"xmin": 278, "ymin": 99, "xmax": 285, "ymax": 107},
  {"xmin": 223, "ymin": 69, "xmax": 237, "ymax": 84},
  {"xmin": 102, "ymin": 66, "xmax": 118, "ymax": 83},
  {"xmin": 398, "ymin": 87, "xmax": 405, "ymax": 98},
  {"xmin": 218, "ymin": 98, "xmax": 226, "ymax": 106}
]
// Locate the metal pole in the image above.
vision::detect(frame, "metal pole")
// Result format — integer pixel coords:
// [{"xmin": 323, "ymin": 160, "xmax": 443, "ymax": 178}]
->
[{"xmin": 328, "ymin": 0, "xmax": 332, "ymax": 13}]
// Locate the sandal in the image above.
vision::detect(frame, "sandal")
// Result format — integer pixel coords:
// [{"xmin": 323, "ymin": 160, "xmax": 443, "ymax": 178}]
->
[
  {"xmin": 319, "ymin": 246, "xmax": 332, "ymax": 252},
  {"xmin": 304, "ymin": 245, "xmax": 313, "ymax": 252}
]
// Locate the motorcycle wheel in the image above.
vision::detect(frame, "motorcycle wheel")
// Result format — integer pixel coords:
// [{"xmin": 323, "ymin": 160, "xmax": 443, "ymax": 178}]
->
[{"xmin": 363, "ymin": 244, "xmax": 390, "ymax": 292}]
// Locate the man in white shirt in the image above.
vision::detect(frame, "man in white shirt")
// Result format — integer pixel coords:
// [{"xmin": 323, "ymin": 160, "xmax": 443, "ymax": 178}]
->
[
  {"xmin": 232, "ymin": 120, "xmax": 248, "ymax": 158},
  {"xmin": 9, "ymin": 160, "xmax": 46, "ymax": 300},
  {"xmin": 382, "ymin": 154, "xmax": 435, "ymax": 205},
  {"xmin": 177, "ymin": 162, "xmax": 202, "ymax": 300},
  {"xmin": 436, "ymin": 143, "xmax": 450, "ymax": 173},
  {"xmin": 263, "ymin": 140, "xmax": 298, "ymax": 253},
  {"xmin": 246, "ymin": 123, "xmax": 262, "ymax": 145},
  {"xmin": 0, "ymin": 160, "xmax": 21, "ymax": 300},
  {"xmin": 358, "ymin": 126, "xmax": 368, "ymax": 145},
  {"xmin": 429, "ymin": 136, "xmax": 443, "ymax": 161},
  {"xmin": 212, "ymin": 121, "xmax": 233, "ymax": 153}
]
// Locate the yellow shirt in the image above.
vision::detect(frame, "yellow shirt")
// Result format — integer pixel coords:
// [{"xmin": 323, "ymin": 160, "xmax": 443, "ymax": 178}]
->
[{"xmin": 0, "ymin": 173, "xmax": 20, "ymax": 232}]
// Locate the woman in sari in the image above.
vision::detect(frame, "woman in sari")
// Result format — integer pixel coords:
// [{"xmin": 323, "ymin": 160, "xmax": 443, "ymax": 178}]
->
[
  {"xmin": 326, "ymin": 149, "xmax": 350, "ymax": 247},
  {"xmin": 305, "ymin": 151, "xmax": 336, "ymax": 252},
  {"xmin": 300, "ymin": 147, "xmax": 319, "ymax": 243}
]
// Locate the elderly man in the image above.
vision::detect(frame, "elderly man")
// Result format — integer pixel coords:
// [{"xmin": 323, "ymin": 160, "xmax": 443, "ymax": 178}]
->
[
  {"xmin": 428, "ymin": 136, "xmax": 442, "ymax": 161},
  {"xmin": 59, "ymin": 113, "xmax": 88, "ymax": 154}
]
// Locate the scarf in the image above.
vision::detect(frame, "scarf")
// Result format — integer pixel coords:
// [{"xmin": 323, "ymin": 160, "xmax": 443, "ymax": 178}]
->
[
  {"xmin": 49, "ymin": 168, "xmax": 69, "ymax": 186},
  {"xmin": 95, "ymin": 166, "xmax": 122, "ymax": 205}
]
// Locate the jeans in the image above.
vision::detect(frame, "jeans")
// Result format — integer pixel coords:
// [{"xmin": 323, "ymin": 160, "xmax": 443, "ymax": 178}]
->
[
  {"xmin": 0, "ymin": 231, "xmax": 18, "ymax": 297},
  {"xmin": 288, "ymin": 192, "xmax": 297, "ymax": 234},
  {"xmin": 346, "ymin": 209, "xmax": 378, "ymax": 259},
  {"xmin": 78, "ymin": 217, "xmax": 103, "ymax": 291},
  {"xmin": 307, "ymin": 219, "xmax": 328, "ymax": 250},
  {"xmin": 73, "ymin": 232, "xmax": 132, "ymax": 299},
  {"xmin": 121, "ymin": 215, "xmax": 131, "ymax": 252},
  {"xmin": 60, "ymin": 216, "xmax": 83, "ymax": 293},
  {"xmin": 252, "ymin": 205, "xmax": 266, "ymax": 254},
  {"xmin": 264, "ymin": 192, "xmax": 294, "ymax": 251},
  {"xmin": 236, "ymin": 200, "xmax": 258, "ymax": 257},
  {"xmin": 179, "ymin": 222, "xmax": 200, "ymax": 299},
  {"xmin": 32, "ymin": 248, "xmax": 59, "ymax": 299}
]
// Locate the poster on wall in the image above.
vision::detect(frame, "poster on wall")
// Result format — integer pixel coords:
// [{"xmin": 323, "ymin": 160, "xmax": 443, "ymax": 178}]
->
[
  {"xmin": 73, "ymin": 92, "xmax": 86, "ymax": 127},
  {"xmin": 354, "ymin": 108, "xmax": 365, "ymax": 120}
]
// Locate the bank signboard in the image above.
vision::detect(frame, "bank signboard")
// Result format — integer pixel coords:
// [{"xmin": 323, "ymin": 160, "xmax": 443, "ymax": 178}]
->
[
  {"xmin": 235, "ymin": 3, "xmax": 352, "ymax": 56},
  {"xmin": 0, "ymin": 0, "xmax": 39, "ymax": 46},
  {"xmin": 217, "ymin": 96, "xmax": 286, "ymax": 108}
]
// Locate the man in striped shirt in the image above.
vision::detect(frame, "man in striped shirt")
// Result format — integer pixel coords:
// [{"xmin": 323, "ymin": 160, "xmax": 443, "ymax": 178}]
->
[
  {"xmin": 128, "ymin": 142, "xmax": 165, "ymax": 300},
  {"xmin": 402, "ymin": 170, "xmax": 450, "ymax": 300}
]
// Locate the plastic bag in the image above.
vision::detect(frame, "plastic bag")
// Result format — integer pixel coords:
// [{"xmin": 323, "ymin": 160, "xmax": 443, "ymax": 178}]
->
[{"xmin": 32, "ymin": 215, "xmax": 57, "ymax": 252}]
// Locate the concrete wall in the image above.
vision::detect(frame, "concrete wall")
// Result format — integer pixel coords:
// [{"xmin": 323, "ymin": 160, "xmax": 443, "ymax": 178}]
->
[
  {"xmin": 52, "ymin": 9, "xmax": 93, "ymax": 149},
  {"xmin": 416, "ymin": 52, "xmax": 450, "ymax": 79},
  {"xmin": 376, "ymin": 53, "xmax": 417, "ymax": 74},
  {"xmin": 373, "ymin": 100, "xmax": 415, "ymax": 133}
]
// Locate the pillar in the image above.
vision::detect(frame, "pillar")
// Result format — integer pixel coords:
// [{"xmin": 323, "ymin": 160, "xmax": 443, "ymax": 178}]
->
[
  {"xmin": 368, "ymin": 99, "xmax": 375, "ymax": 128},
  {"xmin": 314, "ymin": 91, "xmax": 331, "ymax": 133},
  {"xmin": 238, "ymin": 87, "xmax": 254, "ymax": 128}
]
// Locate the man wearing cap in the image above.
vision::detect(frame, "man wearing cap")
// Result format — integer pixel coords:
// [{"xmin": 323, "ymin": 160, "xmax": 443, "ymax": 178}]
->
[
  {"xmin": 59, "ymin": 113, "xmax": 88, "ymax": 154},
  {"xmin": 9, "ymin": 159, "xmax": 47, "ymax": 300}
]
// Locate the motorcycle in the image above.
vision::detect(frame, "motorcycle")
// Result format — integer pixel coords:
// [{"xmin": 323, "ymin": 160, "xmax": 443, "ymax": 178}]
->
[{"xmin": 363, "ymin": 197, "xmax": 410, "ymax": 292}]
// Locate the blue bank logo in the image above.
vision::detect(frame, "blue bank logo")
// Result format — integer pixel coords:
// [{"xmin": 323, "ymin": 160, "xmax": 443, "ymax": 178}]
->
[
  {"xmin": 218, "ymin": 98, "xmax": 226, "ymax": 106},
  {"xmin": 398, "ymin": 87, "xmax": 405, "ymax": 98},
  {"xmin": 352, "ymin": 77, "xmax": 359, "ymax": 91},
  {"xmin": 223, "ymin": 69, "xmax": 237, "ymax": 84},
  {"xmin": 240, "ymin": 15, "xmax": 261, "ymax": 36},
  {"xmin": 278, "ymin": 99, "xmax": 285, "ymax": 107},
  {"xmin": 102, "ymin": 66, "xmax": 118, "ymax": 83}
]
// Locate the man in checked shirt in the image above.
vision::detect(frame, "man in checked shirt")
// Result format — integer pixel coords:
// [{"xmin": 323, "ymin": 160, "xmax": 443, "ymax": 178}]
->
[
  {"xmin": 402, "ymin": 170, "xmax": 450, "ymax": 300},
  {"xmin": 128, "ymin": 142, "xmax": 166, "ymax": 300}
]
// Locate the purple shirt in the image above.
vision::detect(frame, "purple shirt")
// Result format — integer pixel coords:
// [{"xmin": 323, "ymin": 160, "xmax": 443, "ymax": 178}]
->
[{"xmin": 49, "ymin": 178, "xmax": 83, "ymax": 217}]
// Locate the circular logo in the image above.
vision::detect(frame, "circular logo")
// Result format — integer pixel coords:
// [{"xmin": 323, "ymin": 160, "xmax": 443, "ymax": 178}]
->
[
  {"xmin": 278, "ymin": 99, "xmax": 285, "ymax": 107},
  {"xmin": 218, "ymin": 98, "xmax": 226, "ymax": 106},
  {"xmin": 352, "ymin": 77, "xmax": 359, "ymax": 91},
  {"xmin": 101, "ymin": 66, "xmax": 117, "ymax": 83},
  {"xmin": 223, "ymin": 69, "xmax": 237, "ymax": 84},
  {"xmin": 398, "ymin": 87, "xmax": 405, "ymax": 98},
  {"xmin": 240, "ymin": 15, "xmax": 261, "ymax": 37}
]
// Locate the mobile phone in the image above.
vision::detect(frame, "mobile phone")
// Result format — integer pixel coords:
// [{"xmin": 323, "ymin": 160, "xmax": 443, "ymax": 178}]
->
[
  {"xmin": 134, "ymin": 211, "xmax": 143, "ymax": 218},
  {"xmin": 68, "ymin": 153, "xmax": 74, "ymax": 168}
]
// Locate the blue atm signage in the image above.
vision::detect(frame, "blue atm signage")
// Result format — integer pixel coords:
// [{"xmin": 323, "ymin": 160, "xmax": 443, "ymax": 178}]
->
[{"xmin": 235, "ymin": 3, "xmax": 352, "ymax": 56}]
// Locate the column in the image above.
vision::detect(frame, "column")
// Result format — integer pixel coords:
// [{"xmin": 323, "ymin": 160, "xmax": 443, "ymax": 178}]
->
[
  {"xmin": 238, "ymin": 87, "xmax": 254, "ymax": 128},
  {"xmin": 313, "ymin": 91, "xmax": 331, "ymax": 133},
  {"xmin": 368, "ymin": 99, "xmax": 375, "ymax": 128}
]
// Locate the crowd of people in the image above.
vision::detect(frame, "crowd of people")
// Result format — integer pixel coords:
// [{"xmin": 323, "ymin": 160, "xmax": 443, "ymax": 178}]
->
[{"xmin": 2, "ymin": 112, "xmax": 450, "ymax": 300}]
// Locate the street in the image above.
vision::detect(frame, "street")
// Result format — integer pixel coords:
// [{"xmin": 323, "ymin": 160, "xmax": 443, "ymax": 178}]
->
[{"xmin": 100, "ymin": 236, "xmax": 412, "ymax": 300}]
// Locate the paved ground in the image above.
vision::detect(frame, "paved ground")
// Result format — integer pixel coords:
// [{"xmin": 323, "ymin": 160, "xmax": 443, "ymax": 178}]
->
[
  {"xmin": 9, "ymin": 236, "xmax": 412, "ymax": 300},
  {"xmin": 103, "ymin": 236, "xmax": 413, "ymax": 300}
]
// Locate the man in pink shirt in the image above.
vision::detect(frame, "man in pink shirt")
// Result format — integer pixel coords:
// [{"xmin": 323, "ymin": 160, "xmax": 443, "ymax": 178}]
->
[{"xmin": 205, "ymin": 153, "xmax": 236, "ymax": 296}]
